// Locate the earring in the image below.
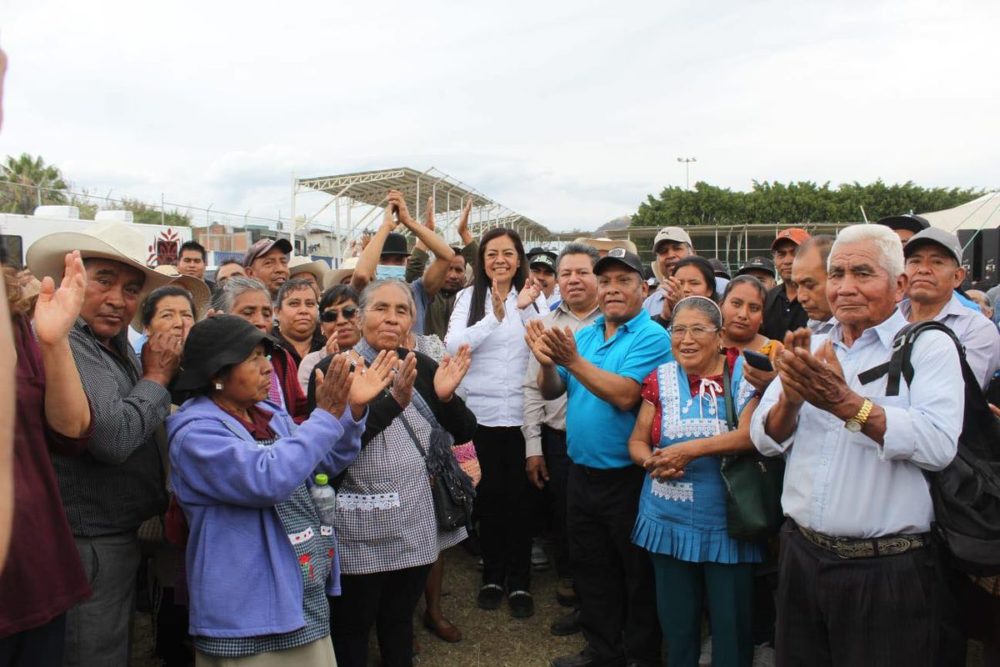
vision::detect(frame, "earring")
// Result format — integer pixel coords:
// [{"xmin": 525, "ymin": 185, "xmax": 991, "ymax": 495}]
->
[{"xmin": 214, "ymin": 383, "xmax": 224, "ymax": 391}]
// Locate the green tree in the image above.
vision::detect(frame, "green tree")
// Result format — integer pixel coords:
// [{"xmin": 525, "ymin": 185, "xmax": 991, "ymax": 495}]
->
[
  {"xmin": 0, "ymin": 153, "xmax": 70, "ymax": 214},
  {"xmin": 632, "ymin": 180, "xmax": 984, "ymax": 228},
  {"xmin": 106, "ymin": 197, "xmax": 191, "ymax": 227}
]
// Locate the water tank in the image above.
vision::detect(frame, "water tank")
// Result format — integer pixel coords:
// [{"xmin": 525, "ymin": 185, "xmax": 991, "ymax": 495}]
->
[
  {"xmin": 95, "ymin": 210, "xmax": 136, "ymax": 224},
  {"xmin": 33, "ymin": 205, "xmax": 80, "ymax": 218}
]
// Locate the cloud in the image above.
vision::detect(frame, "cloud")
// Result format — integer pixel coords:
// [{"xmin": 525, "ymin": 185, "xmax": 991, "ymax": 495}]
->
[{"xmin": 2, "ymin": 0, "xmax": 997, "ymax": 236}]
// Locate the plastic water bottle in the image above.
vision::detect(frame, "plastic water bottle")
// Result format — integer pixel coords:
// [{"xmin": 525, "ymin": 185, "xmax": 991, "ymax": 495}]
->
[{"xmin": 311, "ymin": 474, "xmax": 337, "ymax": 525}]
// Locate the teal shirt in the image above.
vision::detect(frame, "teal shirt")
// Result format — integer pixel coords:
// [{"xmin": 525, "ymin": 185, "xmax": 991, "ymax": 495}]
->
[{"xmin": 558, "ymin": 309, "xmax": 672, "ymax": 469}]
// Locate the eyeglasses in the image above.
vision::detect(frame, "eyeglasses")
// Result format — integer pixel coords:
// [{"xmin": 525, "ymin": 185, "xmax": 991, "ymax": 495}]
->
[
  {"xmin": 321, "ymin": 306, "xmax": 358, "ymax": 323},
  {"xmin": 670, "ymin": 326, "xmax": 719, "ymax": 340}
]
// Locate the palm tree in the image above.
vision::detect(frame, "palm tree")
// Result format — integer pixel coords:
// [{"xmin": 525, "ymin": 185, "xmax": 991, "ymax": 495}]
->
[{"xmin": 0, "ymin": 153, "xmax": 70, "ymax": 214}]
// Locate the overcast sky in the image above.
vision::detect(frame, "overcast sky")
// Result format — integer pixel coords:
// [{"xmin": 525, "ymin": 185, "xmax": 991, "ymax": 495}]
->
[{"xmin": 3, "ymin": 0, "xmax": 998, "ymax": 234}]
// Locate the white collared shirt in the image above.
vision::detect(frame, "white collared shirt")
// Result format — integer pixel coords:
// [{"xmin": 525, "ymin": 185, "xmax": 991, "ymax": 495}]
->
[
  {"xmin": 750, "ymin": 309, "xmax": 963, "ymax": 538},
  {"xmin": 899, "ymin": 294, "xmax": 1000, "ymax": 390},
  {"xmin": 520, "ymin": 302, "xmax": 601, "ymax": 457},
  {"xmin": 444, "ymin": 286, "xmax": 547, "ymax": 427}
]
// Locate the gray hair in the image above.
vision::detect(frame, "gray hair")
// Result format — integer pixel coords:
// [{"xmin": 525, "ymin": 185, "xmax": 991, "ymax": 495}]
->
[
  {"xmin": 673, "ymin": 295, "xmax": 723, "ymax": 329},
  {"xmin": 557, "ymin": 243, "xmax": 600, "ymax": 271},
  {"xmin": 358, "ymin": 279, "xmax": 416, "ymax": 322},
  {"xmin": 211, "ymin": 275, "xmax": 269, "ymax": 314},
  {"xmin": 796, "ymin": 234, "xmax": 835, "ymax": 266},
  {"xmin": 830, "ymin": 224, "xmax": 904, "ymax": 280}
]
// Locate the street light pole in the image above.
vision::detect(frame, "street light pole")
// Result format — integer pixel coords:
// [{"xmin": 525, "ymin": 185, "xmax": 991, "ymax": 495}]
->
[{"xmin": 676, "ymin": 157, "xmax": 697, "ymax": 190}]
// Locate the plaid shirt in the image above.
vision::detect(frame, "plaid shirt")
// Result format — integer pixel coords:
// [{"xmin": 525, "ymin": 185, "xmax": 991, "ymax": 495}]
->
[{"xmin": 55, "ymin": 318, "xmax": 169, "ymax": 536}]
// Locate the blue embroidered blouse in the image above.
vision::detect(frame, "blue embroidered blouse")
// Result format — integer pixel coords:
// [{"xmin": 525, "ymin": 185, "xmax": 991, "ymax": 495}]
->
[{"xmin": 631, "ymin": 358, "xmax": 763, "ymax": 564}]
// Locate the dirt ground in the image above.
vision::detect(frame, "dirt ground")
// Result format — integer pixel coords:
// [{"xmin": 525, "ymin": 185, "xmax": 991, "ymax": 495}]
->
[{"xmin": 131, "ymin": 543, "xmax": 986, "ymax": 666}]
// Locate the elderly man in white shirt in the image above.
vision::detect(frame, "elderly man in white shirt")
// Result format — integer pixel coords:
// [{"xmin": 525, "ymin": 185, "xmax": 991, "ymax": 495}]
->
[{"xmin": 750, "ymin": 224, "xmax": 963, "ymax": 666}]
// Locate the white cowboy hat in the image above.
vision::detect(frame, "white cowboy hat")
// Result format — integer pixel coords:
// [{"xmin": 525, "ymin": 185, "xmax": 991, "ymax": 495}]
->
[
  {"xmin": 323, "ymin": 256, "xmax": 358, "ymax": 290},
  {"xmin": 129, "ymin": 264, "xmax": 212, "ymax": 332},
  {"xmin": 288, "ymin": 255, "xmax": 331, "ymax": 285},
  {"xmin": 25, "ymin": 221, "xmax": 207, "ymax": 325}
]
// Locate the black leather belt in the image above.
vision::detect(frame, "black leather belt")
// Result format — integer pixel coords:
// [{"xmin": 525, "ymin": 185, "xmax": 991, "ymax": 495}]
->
[{"xmin": 797, "ymin": 524, "xmax": 927, "ymax": 559}]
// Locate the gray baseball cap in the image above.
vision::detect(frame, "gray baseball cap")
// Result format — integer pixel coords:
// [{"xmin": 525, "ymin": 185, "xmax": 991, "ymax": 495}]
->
[{"xmin": 904, "ymin": 227, "xmax": 963, "ymax": 264}]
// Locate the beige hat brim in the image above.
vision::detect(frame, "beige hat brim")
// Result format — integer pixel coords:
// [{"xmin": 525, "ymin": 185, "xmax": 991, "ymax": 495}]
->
[
  {"xmin": 290, "ymin": 260, "xmax": 331, "ymax": 283},
  {"xmin": 131, "ymin": 275, "xmax": 213, "ymax": 333},
  {"xmin": 27, "ymin": 231, "xmax": 175, "ymax": 298}
]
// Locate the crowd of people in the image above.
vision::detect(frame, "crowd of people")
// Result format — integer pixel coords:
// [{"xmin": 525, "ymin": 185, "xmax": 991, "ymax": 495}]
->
[{"xmin": 1, "ymin": 189, "xmax": 999, "ymax": 667}]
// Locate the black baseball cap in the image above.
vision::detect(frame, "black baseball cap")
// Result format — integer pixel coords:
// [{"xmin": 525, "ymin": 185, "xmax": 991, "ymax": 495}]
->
[
  {"xmin": 876, "ymin": 214, "xmax": 930, "ymax": 235},
  {"xmin": 529, "ymin": 253, "xmax": 556, "ymax": 272},
  {"xmin": 594, "ymin": 247, "xmax": 644, "ymax": 276},
  {"xmin": 736, "ymin": 256, "xmax": 776, "ymax": 277},
  {"xmin": 707, "ymin": 258, "xmax": 731, "ymax": 279},
  {"xmin": 174, "ymin": 315, "xmax": 277, "ymax": 392}
]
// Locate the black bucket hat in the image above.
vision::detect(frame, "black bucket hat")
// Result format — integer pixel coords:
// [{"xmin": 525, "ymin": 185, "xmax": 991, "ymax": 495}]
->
[
  {"xmin": 381, "ymin": 232, "xmax": 411, "ymax": 257},
  {"xmin": 174, "ymin": 315, "xmax": 276, "ymax": 392}
]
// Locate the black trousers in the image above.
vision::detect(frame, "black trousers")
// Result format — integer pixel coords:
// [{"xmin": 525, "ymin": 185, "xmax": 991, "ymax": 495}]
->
[
  {"xmin": 568, "ymin": 463, "xmax": 662, "ymax": 666},
  {"xmin": 542, "ymin": 425, "xmax": 572, "ymax": 578},
  {"xmin": 0, "ymin": 614, "xmax": 66, "ymax": 667},
  {"xmin": 329, "ymin": 564, "xmax": 432, "ymax": 667},
  {"xmin": 474, "ymin": 425, "xmax": 533, "ymax": 591},
  {"xmin": 775, "ymin": 521, "xmax": 948, "ymax": 667}
]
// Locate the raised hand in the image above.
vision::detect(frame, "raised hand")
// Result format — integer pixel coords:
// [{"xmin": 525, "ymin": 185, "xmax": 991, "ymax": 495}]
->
[
  {"xmin": 458, "ymin": 196, "xmax": 474, "ymax": 244},
  {"xmin": 434, "ymin": 344, "xmax": 471, "ymax": 401},
  {"xmin": 387, "ymin": 190, "xmax": 414, "ymax": 227},
  {"xmin": 390, "ymin": 352, "xmax": 418, "ymax": 409},
  {"xmin": 491, "ymin": 279, "xmax": 506, "ymax": 322},
  {"xmin": 423, "ymin": 195, "xmax": 435, "ymax": 232},
  {"xmin": 323, "ymin": 335, "xmax": 340, "ymax": 357},
  {"xmin": 517, "ymin": 276, "xmax": 541, "ymax": 310},
  {"xmin": 541, "ymin": 326, "xmax": 579, "ymax": 367},
  {"xmin": 141, "ymin": 331, "xmax": 183, "ymax": 385},
  {"xmin": 524, "ymin": 319, "xmax": 555, "ymax": 367},
  {"xmin": 660, "ymin": 276, "xmax": 682, "ymax": 320},
  {"xmin": 34, "ymin": 251, "xmax": 86, "ymax": 346},
  {"xmin": 349, "ymin": 349, "xmax": 397, "ymax": 410},
  {"xmin": 315, "ymin": 354, "xmax": 352, "ymax": 418}
]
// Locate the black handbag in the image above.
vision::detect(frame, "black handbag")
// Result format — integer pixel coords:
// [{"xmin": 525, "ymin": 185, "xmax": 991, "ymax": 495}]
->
[
  {"xmin": 399, "ymin": 413, "xmax": 474, "ymax": 532},
  {"xmin": 718, "ymin": 361, "xmax": 785, "ymax": 541}
]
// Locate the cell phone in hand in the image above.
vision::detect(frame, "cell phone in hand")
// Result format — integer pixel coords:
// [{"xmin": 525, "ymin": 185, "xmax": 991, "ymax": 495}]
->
[{"xmin": 743, "ymin": 349, "xmax": 774, "ymax": 372}]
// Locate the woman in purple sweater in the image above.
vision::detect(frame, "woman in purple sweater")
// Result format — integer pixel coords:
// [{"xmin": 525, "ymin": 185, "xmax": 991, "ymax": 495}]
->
[{"xmin": 167, "ymin": 315, "xmax": 394, "ymax": 666}]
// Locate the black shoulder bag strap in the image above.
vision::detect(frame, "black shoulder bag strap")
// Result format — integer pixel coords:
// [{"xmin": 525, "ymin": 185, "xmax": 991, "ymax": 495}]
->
[
  {"xmin": 722, "ymin": 358, "xmax": 738, "ymax": 431},
  {"xmin": 858, "ymin": 321, "xmax": 969, "ymax": 396}
]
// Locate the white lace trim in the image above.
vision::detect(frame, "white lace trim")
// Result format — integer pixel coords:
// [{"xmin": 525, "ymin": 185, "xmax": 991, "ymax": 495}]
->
[
  {"xmin": 658, "ymin": 363, "xmax": 729, "ymax": 441},
  {"xmin": 288, "ymin": 526, "xmax": 314, "ymax": 545},
  {"xmin": 651, "ymin": 479, "xmax": 694, "ymax": 502},
  {"xmin": 336, "ymin": 492, "xmax": 401, "ymax": 511}
]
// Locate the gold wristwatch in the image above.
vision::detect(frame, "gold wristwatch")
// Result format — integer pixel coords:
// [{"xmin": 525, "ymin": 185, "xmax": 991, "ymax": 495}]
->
[{"xmin": 844, "ymin": 398, "xmax": 874, "ymax": 433}]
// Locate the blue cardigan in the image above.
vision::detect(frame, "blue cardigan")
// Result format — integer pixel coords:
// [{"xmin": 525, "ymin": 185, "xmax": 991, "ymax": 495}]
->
[{"xmin": 167, "ymin": 396, "xmax": 364, "ymax": 638}]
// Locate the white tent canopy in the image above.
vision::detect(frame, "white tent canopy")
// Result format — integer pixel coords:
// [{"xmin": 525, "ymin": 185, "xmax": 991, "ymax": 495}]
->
[{"xmin": 921, "ymin": 192, "xmax": 1000, "ymax": 233}]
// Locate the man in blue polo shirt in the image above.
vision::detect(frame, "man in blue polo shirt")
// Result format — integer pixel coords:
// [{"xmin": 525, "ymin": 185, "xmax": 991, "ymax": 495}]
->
[{"xmin": 527, "ymin": 247, "xmax": 670, "ymax": 667}]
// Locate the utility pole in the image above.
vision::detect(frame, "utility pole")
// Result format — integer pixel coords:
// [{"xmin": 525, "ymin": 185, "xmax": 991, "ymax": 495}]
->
[{"xmin": 677, "ymin": 157, "xmax": 697, "ymax": 190}]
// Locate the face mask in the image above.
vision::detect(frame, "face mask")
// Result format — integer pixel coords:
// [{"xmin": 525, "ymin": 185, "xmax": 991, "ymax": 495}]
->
[{"xmin": 376, "ymin": 264, "xmax": 406, "ymax": 281}]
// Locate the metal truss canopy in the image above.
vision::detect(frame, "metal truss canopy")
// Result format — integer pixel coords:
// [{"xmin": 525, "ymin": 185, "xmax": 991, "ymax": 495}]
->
[{"xmin": 294, "ymin": 167, "xmax": 551, "ymax": 256}]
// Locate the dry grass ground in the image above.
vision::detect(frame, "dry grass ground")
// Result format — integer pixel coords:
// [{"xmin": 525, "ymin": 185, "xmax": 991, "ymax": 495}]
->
[{"xmin": 131, "ymin": 543, "xmax": 987, "ymax": 666}]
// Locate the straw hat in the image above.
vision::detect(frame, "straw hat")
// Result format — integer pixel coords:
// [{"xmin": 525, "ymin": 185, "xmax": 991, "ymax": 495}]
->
[
  {"xmin": 25, "ymin": 221, "xmax": 210, "ymax": 330},
  {"xmin": 288, "ymin": 255, "xmax": 331, "ymax": 285},
  {"xmin": 324, "ymin": 256, "xmax": 359, "ymax": 290}
]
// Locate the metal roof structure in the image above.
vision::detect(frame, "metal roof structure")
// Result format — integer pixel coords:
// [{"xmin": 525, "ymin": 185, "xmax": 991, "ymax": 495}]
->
[{"xmin": 293, "ymin": 167, "xmax": 550, "ymax": 262}]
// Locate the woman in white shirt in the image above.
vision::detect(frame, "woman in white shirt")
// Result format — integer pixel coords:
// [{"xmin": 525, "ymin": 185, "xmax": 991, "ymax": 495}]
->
[{"xmin": 445, "ymin": 228, "xmax": 546, "ymax": 619}]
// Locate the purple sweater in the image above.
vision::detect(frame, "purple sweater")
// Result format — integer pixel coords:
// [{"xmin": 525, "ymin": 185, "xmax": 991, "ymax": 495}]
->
[{"xmin": 167, "ymin": 396, "xmax": 363, "ymax": 638}]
